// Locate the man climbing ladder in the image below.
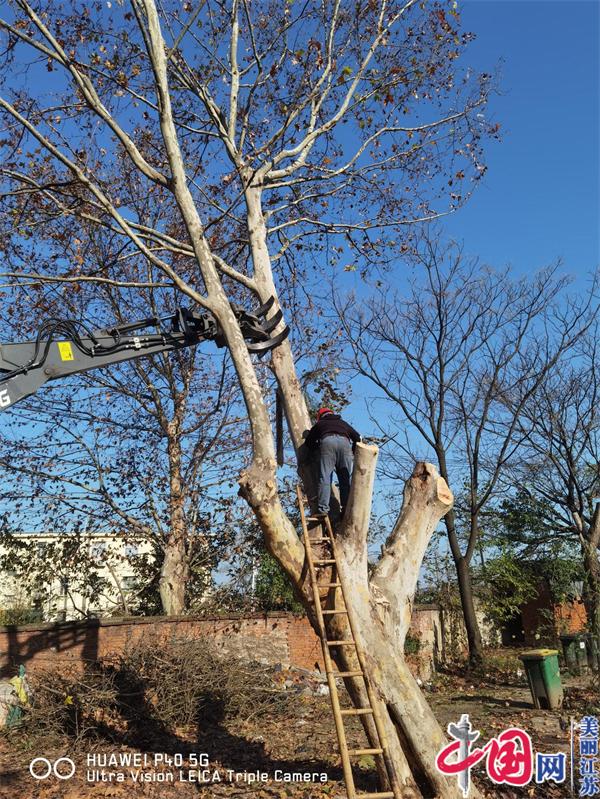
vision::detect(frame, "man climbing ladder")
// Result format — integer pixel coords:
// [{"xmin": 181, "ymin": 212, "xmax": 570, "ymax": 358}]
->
[
  {"xmin": 296, "ymin": 486, "xmax": 403, "ymax": 799},
  {"xmin": 304, "ymin": 408, "xmax": 361, "ymax": 519}
]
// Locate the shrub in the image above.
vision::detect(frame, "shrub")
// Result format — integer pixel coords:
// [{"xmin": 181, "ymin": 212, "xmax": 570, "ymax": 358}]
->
[{"xmin": 404, "ymin": 633, "xmax": 421, "ymax": 655}]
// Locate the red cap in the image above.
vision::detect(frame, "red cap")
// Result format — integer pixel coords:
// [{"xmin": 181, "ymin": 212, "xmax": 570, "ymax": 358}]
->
[{"xmin": 316, "ymin": 407, "xmax": 333, "ymax": 420}]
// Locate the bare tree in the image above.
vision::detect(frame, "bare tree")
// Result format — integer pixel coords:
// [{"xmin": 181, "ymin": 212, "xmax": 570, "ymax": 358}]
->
[
  {"xmin": 337, "ymin": 233, "xmax": 597, "ymax": 665},
  {"xmin": 510, "ymin": 326, "xmax": 600, "ymax": 642},
  {"xmin": 0, "ymin": 275, "xmax": 244, "ymax": 615},
  {"xmin": 0, "ymin": 2, "xmax": 497, "ymax": 794}
]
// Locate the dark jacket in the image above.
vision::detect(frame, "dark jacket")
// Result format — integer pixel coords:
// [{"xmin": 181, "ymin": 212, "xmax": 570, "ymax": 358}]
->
[{"xmin": 304, "ymin": 414, "xmax": 361, "ymax": 450}]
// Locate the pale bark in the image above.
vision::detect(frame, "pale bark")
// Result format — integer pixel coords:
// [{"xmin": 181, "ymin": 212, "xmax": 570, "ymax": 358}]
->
[
  {"xmin": 244, "ymin": 184, "xmax": 312, "ymax": 449},
  {"xmin": 339, "ymin": 456, "xmax": 470, "ymax": 798},
  {"xmin": 329, "ymin": 453, "xmax": 475, "ymax": 798},
  {"xmin": 159, "ymin": 536, "xmax": 187, "ymax": 615},
  {"xmin": 244, "ymin": 182, "xmax": 328, "ymax": 517},
  {"xmin": 241, "ymin": 434, "xmax": 476, "ymax": 797},
  {"xmin": 158, "ymin": 422, "xmax": 189, "ymax": 615}
]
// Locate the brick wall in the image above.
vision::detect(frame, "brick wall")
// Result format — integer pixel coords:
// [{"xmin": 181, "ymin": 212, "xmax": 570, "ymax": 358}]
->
[
  {"xmin": 286, "ymin": 614, "xmax": 326, "ymax": 672},
  {"xmin": 520, "ymin": 581, "xmax": 588, "ymax": 645},
  {"xmin": 0, "ymin": 608, "xmax": 440, "ymax": 679},
  {"xmin": 554, "ymin": 598, "xmax": 587, "ymax": 635}
]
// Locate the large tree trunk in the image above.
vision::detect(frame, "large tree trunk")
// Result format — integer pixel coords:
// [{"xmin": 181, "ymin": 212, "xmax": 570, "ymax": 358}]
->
[
  {"xmin": 159, "ymin": 423, "xmax": 189, "ymax": 615},
  {"xmin": 241, "ymin": 447, "xmax": 478, "ymax": 799}
]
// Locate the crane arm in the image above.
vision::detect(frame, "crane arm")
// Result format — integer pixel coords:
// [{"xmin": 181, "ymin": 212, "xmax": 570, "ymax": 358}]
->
[{"xmin": 0, "ymin": 299, "xmax": 289, "ymax": 412}]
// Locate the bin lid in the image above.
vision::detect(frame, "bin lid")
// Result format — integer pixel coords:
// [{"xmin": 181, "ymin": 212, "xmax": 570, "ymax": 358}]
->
[{"xmin": 519, "ymin": 648, "xmax": 559, "ymax": 660}]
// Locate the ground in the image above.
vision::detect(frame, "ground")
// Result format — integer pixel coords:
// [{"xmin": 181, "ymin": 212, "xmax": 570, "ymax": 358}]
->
[{"xmin": 0, "ymin": 649, "xmax": 597, "ymax": 799}]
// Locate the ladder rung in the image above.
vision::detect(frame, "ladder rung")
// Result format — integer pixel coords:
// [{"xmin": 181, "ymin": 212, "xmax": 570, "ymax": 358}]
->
[
  {"xmin": 321, "ymin": 609, "xmax": 348, "ymax": 615},
  {"xmin": 335, "ymin": 670, "xmax": 364, "ymax": 678},
  {"xmin": 310, "ymin": 537, "xmax": 331, "ymax": 543},
  {"xmin": 321, "ymin": 582, "xmax": 341, "ymax": 587},
  {"xmin": 326, "ymin": 640, "xmax": 356, "ymax": 646},
  {"xmin": 348, "ymin": 748, "xmax": 384, "ymax": 756},
  {"xmin": 356, "ymin": 793, "xmax": 395, "ymax": 799},
  {"xmin": 341, "ymin": 707, "xmax": 373, "ymax": 716},
  {"xmin": 314, "ymin": 558, "xmax": 336, "ymax": 564}
]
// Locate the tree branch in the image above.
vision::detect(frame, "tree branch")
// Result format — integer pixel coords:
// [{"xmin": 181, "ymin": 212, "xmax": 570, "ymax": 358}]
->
[
  {"xmin": 8, "ymin": 1, "xmax": 169, "ymax": 187},
  {"xmin": 371, "ymin": 462, "xmax": 453, "ymax": 626}
]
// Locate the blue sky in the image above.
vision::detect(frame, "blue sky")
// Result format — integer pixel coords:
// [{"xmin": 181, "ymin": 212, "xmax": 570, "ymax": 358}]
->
[
  {"xmin": 342, "ymin": 0, "xmax": 599, "ymax": 439},
  {"xmin": 337, "ymin": 1, "xmax": 600, "ymax": 546},
  {"xmin": 445, "ymin": 0, "xmax": 599, "ymax": 277}
]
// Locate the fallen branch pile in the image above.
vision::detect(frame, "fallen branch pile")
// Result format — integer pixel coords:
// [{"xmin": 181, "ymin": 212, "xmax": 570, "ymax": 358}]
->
[{"xmin": 4, "ymin": 636, "xmax": 294, "ymax": 750}]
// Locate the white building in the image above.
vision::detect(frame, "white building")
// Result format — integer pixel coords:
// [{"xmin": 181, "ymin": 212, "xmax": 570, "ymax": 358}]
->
[{"xmin": 0, "ymin": 531, "xmax": 155, "ymax": 622}]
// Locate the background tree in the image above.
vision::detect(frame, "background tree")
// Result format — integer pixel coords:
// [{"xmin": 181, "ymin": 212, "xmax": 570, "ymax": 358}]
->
[
  {"xmin": 0, "ymin": 268, "xmax": 245, "ymax": 614},
  {"xmin": 509, "ymin": 327, "xmax": 600, "ymax": 642},
  {"xmin": 474, "ymin": 491, "xmax": 585, "ymax": 641},
  {"xmin": 0, "ymin": 527, "xmax": 133, "ymax": 618},
  {"xmin": 0, "ymin": 2, "xmax": 497, "ymax": 795},
  {"xmin": 337, "ymin": 232, "xmax": 597, "ymax": 665}
]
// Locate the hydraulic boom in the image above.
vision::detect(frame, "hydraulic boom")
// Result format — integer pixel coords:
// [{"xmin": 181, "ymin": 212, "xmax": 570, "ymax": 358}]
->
[{"xmin": 0, "ymin": 298, "xmax": 288, "ymax": 412}]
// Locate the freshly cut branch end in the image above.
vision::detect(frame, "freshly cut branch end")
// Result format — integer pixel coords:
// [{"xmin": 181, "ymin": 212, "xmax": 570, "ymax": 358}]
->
[{"xmin": 411, "ymin": 462, "xmax": 453, "ymax": 503}]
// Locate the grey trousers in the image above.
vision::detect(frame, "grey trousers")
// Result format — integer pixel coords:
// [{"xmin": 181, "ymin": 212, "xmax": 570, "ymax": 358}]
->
[{"xmin": 317, "ymin": 435, "xmax": 354, "ymax": 514}]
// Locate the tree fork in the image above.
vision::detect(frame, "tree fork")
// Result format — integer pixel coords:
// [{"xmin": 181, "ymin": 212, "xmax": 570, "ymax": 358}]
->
[
  {"xmin": 293, "ymin": 448, "xmax": 479, "ymax": 797},
  {"xmin": 338, "ymin": 455, "xmax": 478, "ymax": 798}
]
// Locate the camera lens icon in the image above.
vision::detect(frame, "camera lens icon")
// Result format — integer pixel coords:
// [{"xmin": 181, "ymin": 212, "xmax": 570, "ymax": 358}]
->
[{"xmin": 29, "ymin": 757, "xmax": 76, "ymax": 780}]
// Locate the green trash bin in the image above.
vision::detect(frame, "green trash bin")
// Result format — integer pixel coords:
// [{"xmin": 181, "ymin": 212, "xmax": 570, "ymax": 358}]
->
[
  {"xmin": 560, "ymin": 633, "xmax": 589, "ymax": 674},
  {"xmin": 519, "ymin": 649, "xmax": 563, "ymax": 710}
]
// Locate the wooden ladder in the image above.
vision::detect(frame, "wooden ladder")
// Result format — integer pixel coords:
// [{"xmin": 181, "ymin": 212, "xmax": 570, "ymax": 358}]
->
[{"xmin": 296, "ymin": 486, "xmax": 403, "ymax": 799}]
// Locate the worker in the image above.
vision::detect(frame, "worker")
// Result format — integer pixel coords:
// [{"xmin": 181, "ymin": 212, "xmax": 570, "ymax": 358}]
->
[{"xmin": 305, "ymin": 407, "xmax": 361, "ymax": 519}]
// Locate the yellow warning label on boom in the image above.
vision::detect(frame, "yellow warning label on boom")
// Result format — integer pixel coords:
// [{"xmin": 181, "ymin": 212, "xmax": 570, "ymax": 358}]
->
[{"xmin": 57, "ymin": 342, "xmax": 74, "ymax": 361}]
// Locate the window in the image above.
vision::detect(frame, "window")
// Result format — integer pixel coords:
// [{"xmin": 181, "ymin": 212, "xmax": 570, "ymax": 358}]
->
[
  {"xmin": 121, "ymin": 575, "xmax": 137, "ymax": 592},
  {"xmin": 59, "ymin": 578, "xmax": 69, "ymax": 596},
  {"xmin": 123, "ymin": 543, "xmax": 139, "ymax": 559},
  {"xmin": 35, "ymin": 542, "xmax": 48, "ymax": 559},
  {"xmin": 90, "ymin": 542, "xmax": 107, "ymax": 563}
]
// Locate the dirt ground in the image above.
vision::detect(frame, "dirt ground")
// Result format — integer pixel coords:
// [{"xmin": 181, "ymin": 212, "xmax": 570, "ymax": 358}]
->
[{"xmin": 1, "ymin": 652, "xmax": 597, "ymax": 799}]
